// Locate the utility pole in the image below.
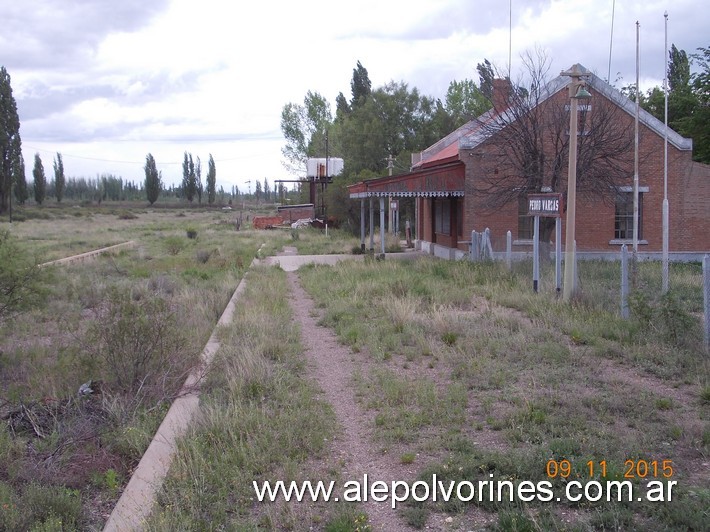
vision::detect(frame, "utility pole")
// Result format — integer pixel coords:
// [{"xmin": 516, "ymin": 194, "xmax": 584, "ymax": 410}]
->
[{"xmin": 561, "ymin": 65, "xmax": 592, "ymax": 302}]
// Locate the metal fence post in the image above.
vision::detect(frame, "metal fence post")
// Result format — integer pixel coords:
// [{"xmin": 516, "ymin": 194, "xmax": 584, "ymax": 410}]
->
[
  {"xmin": 470, "ymin": 230, "xmax": 479, "ymax": 262},
  {"xmin": 482, "ymin": 228, "xmax": 493, "ymax": 261},
  {"xmin": 506, "ymin": 230, "xmax": 512, "ymax": 270},
  {"xmin": 621, "ymin": 245, "xmax": 629, "ymax": 319}
]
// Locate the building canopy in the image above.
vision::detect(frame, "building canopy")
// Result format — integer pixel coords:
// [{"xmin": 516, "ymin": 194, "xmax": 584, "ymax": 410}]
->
[{"xmin": 348, "ymin": 162, "xmax": 465, "ymax": 199}]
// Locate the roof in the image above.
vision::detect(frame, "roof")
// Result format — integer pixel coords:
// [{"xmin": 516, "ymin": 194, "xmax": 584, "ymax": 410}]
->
[
  {"xmin": 348, "ymin": 161, "xmax": 465, "ymax": 198},
  {"xmin": 413, "ymin": 64, "xmax": 692, "ymax": 167}
]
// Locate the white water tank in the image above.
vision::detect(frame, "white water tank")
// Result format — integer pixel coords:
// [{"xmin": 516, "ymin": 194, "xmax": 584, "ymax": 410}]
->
[{"xmin": 306, "ymin": 158, "xmax": 344, "ymax": 178}]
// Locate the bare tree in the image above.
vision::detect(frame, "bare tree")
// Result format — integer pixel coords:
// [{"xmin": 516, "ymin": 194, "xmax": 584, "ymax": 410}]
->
[{"xmin": 470, "ymin": 49, "xmax": 638, "ymax": 241}]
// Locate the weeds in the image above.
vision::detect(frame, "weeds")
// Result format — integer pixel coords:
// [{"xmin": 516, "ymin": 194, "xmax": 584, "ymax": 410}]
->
[{"xmin": 298, "ymin": 256, "xmax": 708, "ymax": 530}]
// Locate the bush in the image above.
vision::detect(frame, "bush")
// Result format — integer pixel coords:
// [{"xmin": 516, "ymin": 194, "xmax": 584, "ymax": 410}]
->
[
  {"xmin": 85, "ymin": 289, "xmax": 187, "ymax": 400},
  {"xmin": 164, "ymin": 236, "xmax": 185, "ymax": 255},
  {"xmin": 117, "ymin": 210, "xmax": 138, "ymax": 220},
  {"xmin": 195, "ymin": 250, "xmax": 211, "ymax": 264},
  {"xmin": 0, "ymin": 230, "xmax": 46, "ymax": 321},
  {"xmin": 630, "ymin": 290, "xmax": 701, "ymax": 348}
]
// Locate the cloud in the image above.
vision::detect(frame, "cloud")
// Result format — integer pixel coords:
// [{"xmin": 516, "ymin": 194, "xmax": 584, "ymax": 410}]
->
[
  {"xmin": 5, "ymin": 0, "xmax": 709, "ymax": 190},
  {"xmin": 2, "ymin": 0, "xmax": 170, "ymax": 71}
]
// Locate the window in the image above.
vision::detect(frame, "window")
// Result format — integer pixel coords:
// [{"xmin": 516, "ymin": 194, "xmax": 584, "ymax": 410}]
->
[
  {"xmin": 518, "ymin": 196, "xmax": 533, "ymax": 240},
  {"xmin": 434, "ymin": 198, "xmax": 451, "ymax": 235},
  {"xmin": 614, "ymin": 191, "xmax": 643, "ymax": 240}
]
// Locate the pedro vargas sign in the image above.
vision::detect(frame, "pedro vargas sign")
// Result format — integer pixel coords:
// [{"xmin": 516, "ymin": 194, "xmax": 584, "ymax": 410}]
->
[{"xmin": 527, "ymin": 193, "xmax": 563, "ymax": 217}]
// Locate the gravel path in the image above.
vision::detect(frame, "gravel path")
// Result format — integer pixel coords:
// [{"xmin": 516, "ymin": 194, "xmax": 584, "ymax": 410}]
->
[{"xmin": 286, "ymin": 272, "xmax": 417, "ymax": 531}]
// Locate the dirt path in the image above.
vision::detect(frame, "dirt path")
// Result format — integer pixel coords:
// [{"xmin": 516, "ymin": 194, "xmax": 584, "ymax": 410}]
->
[{"xmin": 286, "ymin": 272, "xmax": 417, "ymax": 531}]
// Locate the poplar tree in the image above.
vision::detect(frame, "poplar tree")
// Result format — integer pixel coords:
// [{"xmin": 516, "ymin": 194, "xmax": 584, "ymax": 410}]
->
[
  {"xmin": 182, "ymin": 152, "xmax": 197, "ymax": 202},
  {"xmin": 53, "ymin": 152, "xmax": 65, "ymax": 202},
  {"xmin": 0, "ymin": 66, "xmax": 22, "ymax": 214},
  {"xmin": 13, "ymin": 149, "xmax": 27, "ymax": 205},
  {"xmin": 144, "ymin": 153, "xmax": 162, "ymax": 205},
  {"xmin": 32, "ymin": 153, "xmax": 46, "ymax": 205},
  {"xmin": 206, "ymin": 154, "xmax": 216, "ymax": 204}
]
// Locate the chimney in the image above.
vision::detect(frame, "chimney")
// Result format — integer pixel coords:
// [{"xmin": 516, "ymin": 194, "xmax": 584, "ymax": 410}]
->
[{"xmin": 492, "ymin": 78, "xmax": 512, "ymax": 113}]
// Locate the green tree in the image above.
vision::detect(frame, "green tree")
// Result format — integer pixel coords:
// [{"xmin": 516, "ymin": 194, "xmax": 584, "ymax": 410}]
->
[
  {"xmin": 254, "ymin": 180, "xmax": 262, "ymax": 203},
  {"xmin": 280, "ymin": 91, "xmax": 332, "ymax": 173},
  {"xmin": 144, "ymin": 153, "xmax": 162, "ymax": 205},
  {"xmin": 0, "ymin": 230, "xmax": 46, "ymax": 321},
  {"xmin": 206, "ymin": 154, "xmax": 216, "ymax": 204},
  {"xmin": 335, "ymin": 91, "xmax": 350, "ymax": 120},
  {"xmin": 195, "ymin": 155, "xmax": 203, "ymax": 204},
  {"xmin": 182, "ymin": 152, "xmax": 197, "ymax": 202},
  {"xmin": 445, "ymin": 79, "xmax": 490, "ymax": 128},
  {"xmin": 32, "ymin": 153, "xmax": 46, "ymax": 205},
  {"xmin": 338, "ymin": 81, "xmax": 439, "ymax": 174},
  {"xmin": 640, "ymin": 44, "xmax": 709, "ymax": 163},
  {"xmin": 477, "ymin": 59, "xmax": 495, "ymax": 100},
  {"xmin": 53, "ymin": 152, "xmax": 65, "ymax": 202},
  {"xmin": 13, "ymin": 148, "xmax": 27, "ymax": 205},
  {"xmin": 263, "ymin": 177, "xmax": 270, "ymax": 202},
  {"xmin": 0, "ymin": 66, "xmax": 22, "ymax": 214},
  {"xmin": 350, "ymin": 60, "xmax": 372, "ymax": 108},
  {"xmin": 684, "ymin": 46, "xmax": 710, "ymax": 163}
]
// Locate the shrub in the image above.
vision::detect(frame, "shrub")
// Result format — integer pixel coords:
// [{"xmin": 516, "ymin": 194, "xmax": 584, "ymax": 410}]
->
[
  {"xmin": 0, "ymin": 230, "xmax": 46, "ymax": 321},
  {"xmin": 164, "ymin": 236, "xmax": 185, "ymax": 255},
  {"xmin": 85, "ymin": 289, "xmax": 187, "ymax": 400},
  {"xmin": 630, "ymin": 290, "xmax": 701, "ymax": 348},
  {"xmin": 195, "ymin": 249, "xmax": 211, "ymax": 264}
]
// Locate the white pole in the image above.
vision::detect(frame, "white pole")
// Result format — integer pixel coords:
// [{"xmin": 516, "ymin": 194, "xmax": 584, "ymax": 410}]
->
[
  {"xmin": 533, "ymin": 215, "xmax": 540, "ymax": 293},
  {"xmin": 633, "ymin": 21, "xmax": 640, "ymax": 259},
  {"xmin": 662, "ymin": 12, "xmax": 670, "ymax": 293},
  {"xmin": 506, "ymin": 230, "xmax": 512, "ymax": 270},
  {"xmin": 555, "ymin": 217, "xmax": 562, "ymax": 296},
  {"xmin": 380, "ymin": 196, "xmax": 386, "ymax": 257}
]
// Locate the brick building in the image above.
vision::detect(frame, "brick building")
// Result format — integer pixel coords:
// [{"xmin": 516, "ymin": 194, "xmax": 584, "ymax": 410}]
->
[{"xmin": 349, "ymin": 65, "xmax": 710, "ymax": 260}]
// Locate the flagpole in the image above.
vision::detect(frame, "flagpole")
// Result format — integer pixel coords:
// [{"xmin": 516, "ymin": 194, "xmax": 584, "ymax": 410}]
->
[{"xmin": 662, "ymin": 12, "xmax": 670, "ymax": 293}]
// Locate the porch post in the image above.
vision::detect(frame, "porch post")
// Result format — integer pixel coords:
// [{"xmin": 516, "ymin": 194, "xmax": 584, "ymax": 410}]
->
[
  {"xmin": 360, "ymin": 198, "xmax": 365, "ymax": 252},
  {"xmin": 380, "ymin": 196, "xmax": 386, "ymax": 257},
  {"xmin": 369, "ymin": 197, "xmax": 374, "ymax": 251}
]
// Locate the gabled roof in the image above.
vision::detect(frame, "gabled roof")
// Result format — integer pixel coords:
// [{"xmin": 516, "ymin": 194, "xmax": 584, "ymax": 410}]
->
[{"xmin": 413, "ymin": 63, "xmax": 692, "ymax": 168}]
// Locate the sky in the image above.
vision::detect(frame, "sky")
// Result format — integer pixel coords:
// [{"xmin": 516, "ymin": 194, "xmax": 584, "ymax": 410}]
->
[{"xmin": 3, "ymin": 0, "xmax": 708, "ymax": 193}]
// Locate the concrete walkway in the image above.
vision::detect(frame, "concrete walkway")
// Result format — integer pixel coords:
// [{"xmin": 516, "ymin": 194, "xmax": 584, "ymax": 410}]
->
[{"xmin": 261, "ymin": 246, "xmax": 426, "ymax": 271}]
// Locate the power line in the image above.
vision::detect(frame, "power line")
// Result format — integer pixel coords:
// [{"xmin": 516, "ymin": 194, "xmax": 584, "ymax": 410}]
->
[{"xmin": 22, "ymin": 144, "xmax": 273, "ymax": 167}]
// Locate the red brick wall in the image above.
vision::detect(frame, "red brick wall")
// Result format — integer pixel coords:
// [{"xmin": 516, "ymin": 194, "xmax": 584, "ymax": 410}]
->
[
  {"xmin": 277, "ymin": 204, "xmax": 315, "ymax": 223},
  {"xmin": 252, "ymin": 216, "xmax": 283, "ymax": 229}
]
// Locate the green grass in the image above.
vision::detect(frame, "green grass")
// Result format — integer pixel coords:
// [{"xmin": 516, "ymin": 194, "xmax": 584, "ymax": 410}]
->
[
  {"xmin": 298, "ymin": 256, "xmax": 709, "ymax": 529},
  {"xmin": 147, "ymin": 266, "xmax": 349, "ymax": 530}
]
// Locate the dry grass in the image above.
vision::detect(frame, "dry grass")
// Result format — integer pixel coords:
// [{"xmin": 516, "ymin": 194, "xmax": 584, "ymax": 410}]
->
[
  {"xmin": 0, "ymin": 205, "xmax": 292, "ymax": 530},
  {"xmin": 299, "ymin": 256, "xmax": 709, "ymax": 530}
]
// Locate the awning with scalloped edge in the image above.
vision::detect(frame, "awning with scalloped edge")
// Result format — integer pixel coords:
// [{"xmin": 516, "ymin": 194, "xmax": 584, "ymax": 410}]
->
[{"xmin": 348, "ymin": 162, "xmax": 464, "ymax": 199}]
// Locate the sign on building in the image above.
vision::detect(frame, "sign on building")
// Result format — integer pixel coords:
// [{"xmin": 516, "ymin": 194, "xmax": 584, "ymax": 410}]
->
[{"xmin": 527, "ymin": 193, "xmax": 563, "ymax": 217}]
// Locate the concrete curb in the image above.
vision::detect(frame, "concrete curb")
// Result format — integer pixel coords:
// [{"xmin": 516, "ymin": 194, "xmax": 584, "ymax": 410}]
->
[
  {"xmin": 103, "ymin": 263, "xmax": 253, "ymax": 531},
  {"xmin": 40, "ymin": 241, "xmax": 135, "ymax": 267}
]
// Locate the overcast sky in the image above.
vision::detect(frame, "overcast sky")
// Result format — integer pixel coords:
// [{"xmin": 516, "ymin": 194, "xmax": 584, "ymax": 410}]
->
[{"xmin": 3, "ymin": 0, "xmax": 707, "ymax": 192}]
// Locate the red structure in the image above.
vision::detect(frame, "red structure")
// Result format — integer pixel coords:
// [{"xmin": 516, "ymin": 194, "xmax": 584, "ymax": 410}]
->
[{"xmin": 349, "ymin": 64, "xmax": 710, "ymax": 260}]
